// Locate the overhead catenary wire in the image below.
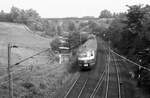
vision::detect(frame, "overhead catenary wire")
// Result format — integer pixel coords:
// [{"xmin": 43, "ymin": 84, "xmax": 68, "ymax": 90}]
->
[
  {"xmin": 0, "ymin": 51, "xmax": 52, "ymax": 86},
  {"xmin": 0, "ymin": 48, "xmax": 50, "ymax": 82},
  {"xmin": 10, "ymin": 42, "xmax": 49, "ymax": 50},
  {"xmin": 0, "ymin": 68, "xmax": 29, "ymax": 86},
  {"xmin": 110, "ymin": 49, "xmax": 150, "ymax": 72},
  {"xmin": 105, "ymin": 36, "xmax": 150, "ymax": 72},
  {"xmin": 11, "ymin": 48, "xmax": 50, "ymax": 68}
]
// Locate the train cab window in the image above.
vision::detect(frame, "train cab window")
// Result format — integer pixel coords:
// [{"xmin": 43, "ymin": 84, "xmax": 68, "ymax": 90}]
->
[{"xmin": 91, "ymin": 51, "xmax": 94, "ymax": 56}]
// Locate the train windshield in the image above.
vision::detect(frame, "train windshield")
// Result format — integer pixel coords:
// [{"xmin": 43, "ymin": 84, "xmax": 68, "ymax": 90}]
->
[{"xmin": 79, "ymin": 52, "xmax": 87, "ymax": 58}]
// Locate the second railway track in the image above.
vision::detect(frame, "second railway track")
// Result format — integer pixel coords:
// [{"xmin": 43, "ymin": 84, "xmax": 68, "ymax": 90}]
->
[{"xmin": 104, "ymin": 50, "xmax": 121, "ymax": 98}]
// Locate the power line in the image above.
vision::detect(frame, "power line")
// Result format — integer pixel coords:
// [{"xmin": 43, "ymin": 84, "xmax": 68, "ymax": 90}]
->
[
  {"xmin": 0, "ymin": 48, "xmax": 50, "ymax": 82},
  {"xmin": 110, "ymin": 50, "xmax": 150, "ymax": 71},
  {"xmin": 0, "ymin": 54, "xmax": 52, "ymax": 89},
  {"xmin": 10, "ymin": 42, "xmax": 49, "ymax": 50},
  {"xmin": 105, "ymin": 35, "xmax": 150, "ymax": 72},
  {"xmin": 11, "ymin": 48, "xmax": 50, "ymax": 68}
]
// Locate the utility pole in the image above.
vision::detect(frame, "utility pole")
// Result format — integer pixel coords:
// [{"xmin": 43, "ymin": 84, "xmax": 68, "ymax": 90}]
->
[
  {"xmin": 79, "ymin": 32, "xmax": 82, "ymax": 46},
  {"xmin": 8, "ymin": 43, "xmax": 13, "ymax": 98},
  {"xmin": 108, "ymin": 40, "xmax": 110, "ymax": 61}
]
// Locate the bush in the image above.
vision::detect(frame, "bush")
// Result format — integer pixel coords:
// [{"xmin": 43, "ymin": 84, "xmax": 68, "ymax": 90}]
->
[
  {"xmin": 107, "ymin": 4, "xmax": 150, "ymax": 93},
  {"xmin": 50, "ymin": 38, "xmax": 61, "ymax": 52}
]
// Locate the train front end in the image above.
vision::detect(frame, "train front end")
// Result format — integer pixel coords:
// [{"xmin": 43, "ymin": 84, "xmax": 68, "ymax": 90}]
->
[{"xmin": 78, "ymin": 49, "xmax": 96, "ymax": 69}]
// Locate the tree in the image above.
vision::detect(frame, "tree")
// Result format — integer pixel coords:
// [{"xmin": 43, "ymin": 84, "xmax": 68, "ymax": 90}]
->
[
  {"xmin": 126, "ymin": 5, "xmax": 146, "ymax": 37},
  {"xmin": 9, "ymin": 6, "xmax": 42, "ymax": 31},
  {"xmin": 108, "ymin": 18, "xmax": 126, "ymax": 49},
  {"xmin": 42, "ymin": 20, "xmax": 56, "ymax": 37},
  {"xmin": 111, "ymin": 5, "xmax": 147, "ymax": 56},
  {"xmin": 50, "ymin": 38, "xmax": 61, "ymax": 51},
  {"xmin": 10, "ymin": 6, "xmax": 21, "ymax": 22},
  {"xmin": 108, "ymin": 4, "xmax": 150, "ymax": 93},
  {"xmin": 68, "ymin": 32, "xmax": 80, "ymax": 49},
  {"xmin": 0, "ymin": 10, "xmax": 8, "ymax": 21},
  {"xmin": 99, "ymin": 9, "xmax": 112, "ymax": 18},
  {"xmin": 61, "ymin": 21, "xmax": 76, "ymax": 32}
]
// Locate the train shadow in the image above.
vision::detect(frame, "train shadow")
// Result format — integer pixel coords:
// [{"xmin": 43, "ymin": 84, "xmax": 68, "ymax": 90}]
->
[
  {"xmin": 67, "ymin": 61, "xmax": 93, "ymax": 74},
  {"xmin": 79, "ymin": 67, "xmax": 92, "ymax": 72},
  {"xmin": 67, "ymin": 61, "xmax": 80, "ymax": 73}
]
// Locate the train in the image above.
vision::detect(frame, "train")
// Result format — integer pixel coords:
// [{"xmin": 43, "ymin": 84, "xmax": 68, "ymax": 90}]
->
[{"xmin": 77, "ymin": 34, "xmax": 97, "ymax": 69}]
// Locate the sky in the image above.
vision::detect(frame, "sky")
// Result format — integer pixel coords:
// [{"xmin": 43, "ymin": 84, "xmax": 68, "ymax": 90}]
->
[{"xmin": 0, "ymin": 0, "xmax": 150, "ymax": 18}]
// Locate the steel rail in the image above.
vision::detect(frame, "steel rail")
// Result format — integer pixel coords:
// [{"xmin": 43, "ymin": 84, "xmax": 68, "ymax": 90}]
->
[
  {"xmin": 90, "ymin": 39, "xmax": 109, "ymax": 98},
  {"xmin": 77, "ymin": 79, "xmax": 88, "ymax": 98},
  {"xmin": 105, "ymin": 58, "xmax": 110, "ymax": 98},
  {"xmin": 90, "ymin": 66, "xmax": 107, "ymax": 98},
  {"xmin": 64, "ymin": 74, "xmax": 81, "ymax": 98},
  {"xmin": 77, "ymin": 65, "xmax": 107, "ymax": 98},
  {"xmin": 110, "ymin": 50, "xmax": 150, "ymax": 71},
  {"xmin": 104, "ymin": 45, "xmax": 110, "ymax": 98},
  {"xmin": 115, "ymin": 55, "xmax": 128, "ymax": 98},
  {"xmin": 77, "ymin": 41, "xmax": 108, "ymax": 98},
  {"xmin": 64, "ymin": 38, "xmax": 110, "ymax": 98},
  {"xmin": 101, "ymin": 39, "xmax": 150, "ymax": 71},
  {"xmin": 64, "ymin": 70, "xmax": 98, "ymax": 98},
  {"xmin": 111, "ymin": 52, "xmax": 121, "ymax": 98}
]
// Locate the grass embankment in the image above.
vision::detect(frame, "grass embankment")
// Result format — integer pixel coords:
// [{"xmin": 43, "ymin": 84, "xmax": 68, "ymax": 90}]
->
[{"xmin": 0, "ymin": 22, "xmax": 78, "ymax": 98}]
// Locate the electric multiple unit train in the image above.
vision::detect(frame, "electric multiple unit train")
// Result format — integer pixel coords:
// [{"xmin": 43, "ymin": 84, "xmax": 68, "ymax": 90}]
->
[{"xmin": 77, "ymin": 35, "xmax": 97, "ymax": 69}]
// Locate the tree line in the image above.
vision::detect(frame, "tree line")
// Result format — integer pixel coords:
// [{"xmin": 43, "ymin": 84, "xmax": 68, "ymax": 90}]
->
[
  {"xmin": 0, "ymin": 6, "xmax": 64, "ymax": 37},
  {"xmin": 101, "ymin": 5, "xmax": 150, "ymax": 93},
  {"xmin": 0, "ymin": 6, "xmax": 114, "ymax": 38}
]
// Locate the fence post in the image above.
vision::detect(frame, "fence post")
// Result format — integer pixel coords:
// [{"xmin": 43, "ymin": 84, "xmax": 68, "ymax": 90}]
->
[{"xmin": 8, "ymin": 43, "xmax": 13, "ymax": 98}]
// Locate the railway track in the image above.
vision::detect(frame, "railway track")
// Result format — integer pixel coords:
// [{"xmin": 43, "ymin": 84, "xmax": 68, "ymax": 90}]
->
[
  {"xmin": 63, "ymin": 38, "xmax": 139, "ymax": 98},
  {"xmin": 78, "ymin": 67, "xmax": 107, "ymax": 98},
  {"xmin": 102, "ymin": 42, "xmax": 121, "ymax": 98},
  {"xmin": 87, "ymin": 41, "xmax": 109, "ymax": 98},
  {"xmin": 64, "ymin": 71, "xmax": 91, "ymax": 98},
  {"xmin": 112, "ymin": 52, "xmax": 136, "ymax": 98},
  {"xmin": 64, "ymin": 68, "xmax": 107, "ymax": 98},
  {"xmin": 63, "ymin": 39, "xmax": 123, "ymax": 98},
  {"xmin": 89, "ymin": 40, "xmax": 109, "ymax": 98},
  {"xmin": 64, "ymin": 40, "xmax": 108, "ymax": 98},
  {"xmin": 103, "ymin": 39, "xmax": 141, "ymax": 98},
  {"xmin": 111, "ymin": 52, "xmax": 121, "ymax": 98}
]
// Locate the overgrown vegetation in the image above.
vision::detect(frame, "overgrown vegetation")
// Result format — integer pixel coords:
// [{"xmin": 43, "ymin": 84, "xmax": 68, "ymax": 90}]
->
[
  {"xmin": 102, "ymin": 5, "xmax": 150, "ymax": 93},
  {"xmin": 50, "ymin": 31, "xmax": 89, "ymax": 52},
  {"xmin": 2, "ymin": 4, "xmax": 150, "ymax": 96},
  {"xmin": 0, "ymin": 7, "xmax": 62, "ymax": 37}
]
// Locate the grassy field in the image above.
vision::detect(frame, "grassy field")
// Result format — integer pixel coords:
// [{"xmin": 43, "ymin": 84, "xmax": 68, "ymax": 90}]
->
[
  {"xmin": 0, "ymin": 22, "xmax": 50, "ymax": 74},
  {"xmin": 0, "ymin": 22, "xmax": 78, "ymax": 98}
]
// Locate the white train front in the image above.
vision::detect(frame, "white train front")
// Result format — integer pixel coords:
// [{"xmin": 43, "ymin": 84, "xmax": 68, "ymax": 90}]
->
[{"xmin": 77, "ymin": 34, "xmax": 97, "ymax": 69}]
